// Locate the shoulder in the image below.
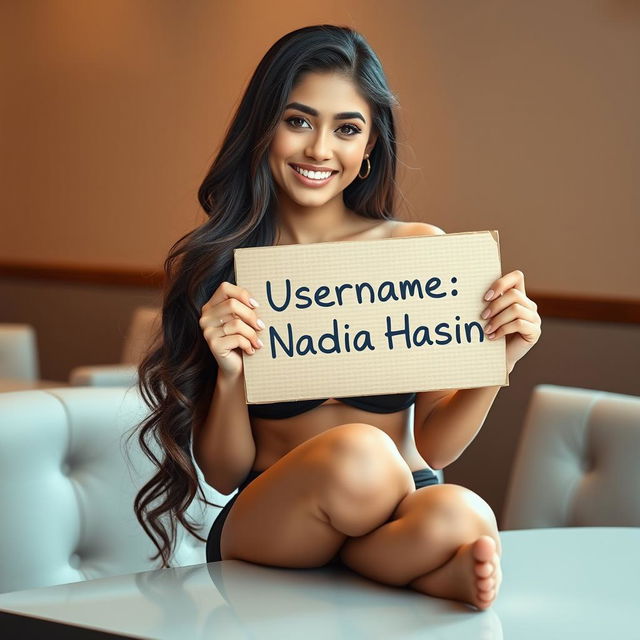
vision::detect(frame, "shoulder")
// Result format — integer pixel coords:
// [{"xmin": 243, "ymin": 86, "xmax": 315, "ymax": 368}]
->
[{"xmin": 390, "ymin": 221, "xmax": 446, "ymax": 238}]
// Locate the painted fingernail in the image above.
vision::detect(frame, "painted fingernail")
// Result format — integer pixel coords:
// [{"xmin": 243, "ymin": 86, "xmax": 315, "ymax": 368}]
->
[
  {"xmin": 249, "ymin": 297, "xmax": 260, "ymax": 308},
  {"xmin": 257, "ymin": 319, "xmax": 266, "ymax": 329},
  {"xmin": 485, "ymin": 324, "xmax": 493, "ymax": 333},
  {"xmin": 484, "ymin": 290, "xmax": 494, "ymax": 301},
  {"xmin": 481, "ymin": 308, "xmax": 491, "ymax": 319},
  {"xmin": 257, "ymin": 338, "xmax": 264, "ymax": 348},
  {"xmin": 487, "ymin": 333, "xmax": 496, "ymax": 340}
]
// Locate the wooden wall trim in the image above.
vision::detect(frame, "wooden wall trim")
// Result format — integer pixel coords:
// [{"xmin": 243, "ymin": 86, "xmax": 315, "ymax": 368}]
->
[
  {"xmin": 0, "ymin": 260, "xmax": 638, "ymax": 324},
  {"xmin": 0, "ymin": 260, "xmax": 163, "ymax": 288}
]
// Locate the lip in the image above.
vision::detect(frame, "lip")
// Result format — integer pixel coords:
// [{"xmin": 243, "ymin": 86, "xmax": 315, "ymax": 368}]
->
[{"xmin": 289, "ymin": 163, "xmax": 338, "ymax": 188}]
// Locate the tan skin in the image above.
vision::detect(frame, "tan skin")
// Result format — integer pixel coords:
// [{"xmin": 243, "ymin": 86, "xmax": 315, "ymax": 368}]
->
[
  {"xmin": 256, "ymin": 73, "xmax": 445, "ymax": 473},
  {"xmin": 251, "ymin": 219, "xmax": 436, "ymax": 475},
  {"xmin": 199, "ymin": 71, "xmax": 540, "ymax": 611}
]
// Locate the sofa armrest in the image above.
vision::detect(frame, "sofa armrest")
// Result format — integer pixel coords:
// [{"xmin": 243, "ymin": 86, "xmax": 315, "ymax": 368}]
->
[{"xmin": 69, "ymin": 364, "xmax": 138, "ymax": 387}]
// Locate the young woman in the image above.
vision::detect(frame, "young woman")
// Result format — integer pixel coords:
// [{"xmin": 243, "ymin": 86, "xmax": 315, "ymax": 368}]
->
[{"xmin": 133, "ymin": 25, "xmax": 542, "ymax": 612}]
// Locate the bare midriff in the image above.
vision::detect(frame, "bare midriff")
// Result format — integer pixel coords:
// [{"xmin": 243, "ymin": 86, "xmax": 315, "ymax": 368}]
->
[
  {"xmin": 248, "ymin": 217, "xmax": 433, "ymax": 475},
  {"xmin": 250, "ymin": 397, "xmax": 431, "ymax": 473}
]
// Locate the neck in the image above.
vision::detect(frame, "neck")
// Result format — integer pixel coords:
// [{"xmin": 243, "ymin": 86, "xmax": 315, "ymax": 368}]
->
[{"xmin": 274, "ymin": 190, "xmax": 354, "ymax": 245}]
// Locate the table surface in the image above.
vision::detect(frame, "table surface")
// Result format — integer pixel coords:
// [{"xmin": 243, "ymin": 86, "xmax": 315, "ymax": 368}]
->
[{"xmin": 0, "ymin": 527, "xmax": 638, "ymax": 640}]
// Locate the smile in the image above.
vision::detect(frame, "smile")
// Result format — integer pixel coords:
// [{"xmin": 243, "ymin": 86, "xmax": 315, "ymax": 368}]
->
[{"xmin": 289, "ymin": 164, "xmax": 338, "ymax": 187}]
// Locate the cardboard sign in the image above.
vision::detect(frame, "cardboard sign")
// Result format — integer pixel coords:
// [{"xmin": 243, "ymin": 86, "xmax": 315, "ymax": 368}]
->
[{"xmin": 234, "ymin": 230, "xmax": 507, "ymax": 404}]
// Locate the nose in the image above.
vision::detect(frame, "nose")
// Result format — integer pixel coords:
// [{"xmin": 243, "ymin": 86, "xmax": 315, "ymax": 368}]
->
[{"xmin": 305, "ymin": 128, "xmax": 333, "ymax": 162}]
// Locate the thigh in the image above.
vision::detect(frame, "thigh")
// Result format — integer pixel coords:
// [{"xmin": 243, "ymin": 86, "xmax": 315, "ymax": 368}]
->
[
  {"xmin": 219, "ymin": 422, "xmax": 415, "ymax": 568},
  {"xmin": 206, "ymin": 470, "xmax": 262, "ymax": 564}
]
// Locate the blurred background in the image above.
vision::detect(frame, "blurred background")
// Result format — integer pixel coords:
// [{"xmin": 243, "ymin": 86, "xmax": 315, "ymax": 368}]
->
[{"xmin": 1, "ymin": 0, "xmax": 638, "ymax": 523}]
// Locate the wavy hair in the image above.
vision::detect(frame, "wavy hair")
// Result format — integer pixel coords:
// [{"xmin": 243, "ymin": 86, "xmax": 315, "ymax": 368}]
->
[{"xmin": 129, "ymin": 24, "xmax": 402, "ymax": 568}]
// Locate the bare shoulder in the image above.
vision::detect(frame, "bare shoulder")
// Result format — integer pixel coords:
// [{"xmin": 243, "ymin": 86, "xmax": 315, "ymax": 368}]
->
[{"xmin": 391, "ymin": 221, "xmax": 446, "ymax": 238}]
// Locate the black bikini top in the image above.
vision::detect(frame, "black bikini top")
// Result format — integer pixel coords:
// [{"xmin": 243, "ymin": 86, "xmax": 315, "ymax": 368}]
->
[{"xmin": 247, "ymin": 392, "xmax": 417, "ymax": 420}]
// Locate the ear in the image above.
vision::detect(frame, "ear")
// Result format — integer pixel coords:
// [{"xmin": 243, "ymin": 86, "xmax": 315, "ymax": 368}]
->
[{"xmin": 365, "ymin": 129, "xmax": 378, "ymax": 157}]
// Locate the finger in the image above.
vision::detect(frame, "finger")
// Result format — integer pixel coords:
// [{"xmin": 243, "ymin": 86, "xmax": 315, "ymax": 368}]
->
[
  {"xmin": 481, "ymin": 289, "xmax": 534, "ymax": 319},
  {"xmin": 484, "ymin": 269, "xmax": 525, "ymax": 301},
  {"xmin": 205, "ymin": 329, "xmax": 256, "ymax": 356},
  {"xmin": 486, "ymin": 318, "xmax": 541, "ymax": 341},
  {"xmin": 219, "ymin": 317, "xmax": 263, "ymax": 349},
  {"xmin": 201, "ymin": 296, "xmax": 264, "ymax": 334},
  {"xmin": 483, "ymin": 304, "xmax": 539, "ymax": 335},
  {"xmin": 202, "ymin": 281, "xmax": 259, "ymax": 316},
  {"xmin": 200, "ymin": 315, "xmax": 262, "ymax": 350},
  {"xmin": 220, "ymin": 297, "xmax": 264, "ymax": 333}
]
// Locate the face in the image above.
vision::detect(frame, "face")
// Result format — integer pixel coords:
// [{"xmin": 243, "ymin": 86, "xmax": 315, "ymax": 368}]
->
[{"xmin": 268, "ymin": 71, "xmax": 378, "ymax": 208}]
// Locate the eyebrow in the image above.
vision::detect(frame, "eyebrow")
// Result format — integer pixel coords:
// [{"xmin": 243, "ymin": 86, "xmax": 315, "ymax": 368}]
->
[{"xmin": 285, "ymin": 102, "xmax": 366, "ymax": 124}]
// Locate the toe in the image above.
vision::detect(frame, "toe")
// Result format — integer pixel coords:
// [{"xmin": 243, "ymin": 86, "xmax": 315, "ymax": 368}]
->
[
  {"xmin": 477, "ymin": 576, "xmax": 494, "ymax": 591},
  {"xmin": 475, "ymin": 561, "xmax": 493, "ymax": 578},
  {"xmin": 478, "ymin": 588, "xmax": 495, "ymax": 602},
  {"xmin": 473, "ymin": 536, "xmax": 496, "ymax": 564}
]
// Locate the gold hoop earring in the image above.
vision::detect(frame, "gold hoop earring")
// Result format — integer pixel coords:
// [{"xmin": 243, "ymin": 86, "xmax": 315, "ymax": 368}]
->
[{"xmin": 358, "ymin": 155, "xmax": 371, "ymax": 179}]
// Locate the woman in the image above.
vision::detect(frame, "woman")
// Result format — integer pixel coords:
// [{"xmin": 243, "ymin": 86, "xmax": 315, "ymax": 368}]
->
[{"xmin": 133, "ymin": 25, "xmax": 542, "ymax": 612}]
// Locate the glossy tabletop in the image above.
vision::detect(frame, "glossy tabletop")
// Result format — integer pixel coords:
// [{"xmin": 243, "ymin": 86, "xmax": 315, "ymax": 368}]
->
[{"xmin": 0, "ymin": 527, "xmax": 638, "ymax": 639}]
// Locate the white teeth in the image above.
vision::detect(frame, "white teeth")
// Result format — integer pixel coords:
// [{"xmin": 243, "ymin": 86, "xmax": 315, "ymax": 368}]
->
[{"xmin": 294, "ymin": 165, "xmax": 332, "ymax": 180}]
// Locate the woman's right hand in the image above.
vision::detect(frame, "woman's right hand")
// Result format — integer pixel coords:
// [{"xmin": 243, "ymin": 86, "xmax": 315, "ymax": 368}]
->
[{"xmin": 199, "ymin": 281, "xmax": 265, "ymax": 379}]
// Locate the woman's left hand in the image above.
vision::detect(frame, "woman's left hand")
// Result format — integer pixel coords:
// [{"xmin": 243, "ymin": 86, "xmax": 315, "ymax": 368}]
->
[{"xmin": 481, "ymin": 270, "xmax": 542, "ymax": 373}]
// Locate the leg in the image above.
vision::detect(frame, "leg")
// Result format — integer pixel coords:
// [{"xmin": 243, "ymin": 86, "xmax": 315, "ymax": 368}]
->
[
  {"xmin": 338, "ymin": 483, "xmax": 503, "ymax": 610},
  {"xmin": 220, "ymin": 422, "xmax": 416, "ymax": 568}
]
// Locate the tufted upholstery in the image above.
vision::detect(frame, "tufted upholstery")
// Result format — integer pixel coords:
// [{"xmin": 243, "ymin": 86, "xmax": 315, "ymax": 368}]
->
[
  {"xmin": 502, "ymin": 384, "xmax": 640, "ymax": 530},
  {"xmin": 0, "ymin": 386, "xmax": 225, "ymax": 594}
]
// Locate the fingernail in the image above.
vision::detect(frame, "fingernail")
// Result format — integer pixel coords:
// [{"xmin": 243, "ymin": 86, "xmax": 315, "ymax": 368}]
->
[
  {"xmin": 481, "ymin": 308, "xmax": 491, "ymax": 319},
  {"xmin": 257, "ymin": 319, "xmax": 266, "ymax": 329},
  {"xmin": 257, "ymin": 338, "xmax": 264, "ymax": 348},
  {"xmin": 484, "ymin": 290, "xmax": 494, "ymax": 301},
  {"xmin": 249, "ymin": 297, "xmax": 260, "ymax": 308},
  {"xmin": 485, "ymin": 324, "xmax": 493, "ymax": 333}
]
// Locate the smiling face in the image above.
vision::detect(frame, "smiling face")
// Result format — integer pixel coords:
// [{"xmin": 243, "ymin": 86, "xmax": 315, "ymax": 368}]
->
[{"xmin": 268, "ymin": 71, "xmax": 378, "ymax": 209}]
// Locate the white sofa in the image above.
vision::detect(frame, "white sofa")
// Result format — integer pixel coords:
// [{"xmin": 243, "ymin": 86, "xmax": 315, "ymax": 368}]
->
[
  {"xmin": 0, "ymin": 386, "xmax": 223, "ymax": 594},
  {"xmin": 502, "ymin": 384, "xmax": 640, "ymax": 529}
]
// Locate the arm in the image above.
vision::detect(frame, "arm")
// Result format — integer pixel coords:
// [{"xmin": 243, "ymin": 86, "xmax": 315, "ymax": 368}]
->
[
  {"xmin": 417, "ymin": 266, "xmax": 542, "ymax": 469},
  {"xmin": 192, "ymin": 369, "xmax": 256, "ymax": 495},
  {"xmin": 414, "ymin": 382, "xmax": 505, "ymax": 470}
]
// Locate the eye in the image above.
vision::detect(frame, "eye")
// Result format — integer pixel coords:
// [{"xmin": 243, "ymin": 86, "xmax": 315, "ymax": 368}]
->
[
  {"xmin": 338, "ymin": 123, "xmax": 362, "ymax": 136},
  {"xmin": 285, "ymin": 116, "xmax": 311, "ymax": 129},
  {"xmin": 285, "ymin": 116, "xmax": 362, "ymax": 137}
]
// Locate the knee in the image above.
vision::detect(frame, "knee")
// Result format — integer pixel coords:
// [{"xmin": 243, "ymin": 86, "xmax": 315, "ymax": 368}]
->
[
  {"xmin": 413, "ymin": 484, "xmax": 500, "ymax": 544},
  {"xmin": 322, "ymin": 423, "xmax": 397, "ymax": 462},
  {"xmin": 318, "ymin": 423, "xmax": 413, "ymax": 499},
  {"xmin": 442, "ymin": 484, "xmax": 497, "ymax": 524}
]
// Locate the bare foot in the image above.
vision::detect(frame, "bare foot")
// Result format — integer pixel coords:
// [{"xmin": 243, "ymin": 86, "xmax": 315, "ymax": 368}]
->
[{"xmin": 408, "ymin": 535, "xmax": 502, "ymax": 611}]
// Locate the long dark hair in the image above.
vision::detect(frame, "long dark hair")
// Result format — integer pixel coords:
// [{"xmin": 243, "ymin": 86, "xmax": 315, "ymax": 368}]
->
[{"xmin": 130, "ymin": 24, "xmax": 402, "ymax": 568}]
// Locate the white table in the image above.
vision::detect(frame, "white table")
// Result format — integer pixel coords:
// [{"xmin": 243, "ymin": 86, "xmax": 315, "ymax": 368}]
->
[{"xmin": 0, "ymin": 527, "xmax": 638, "ymax": 639}]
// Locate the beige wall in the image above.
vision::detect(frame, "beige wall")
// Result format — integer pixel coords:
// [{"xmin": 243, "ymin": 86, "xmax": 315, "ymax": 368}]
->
[
  {"xmin": 1, "ymin": 1, "xmax": 639, "ymax": 521},
  {"xmin": 1, "ymin": 0, "xmax": 639, "ymax": 296}
]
